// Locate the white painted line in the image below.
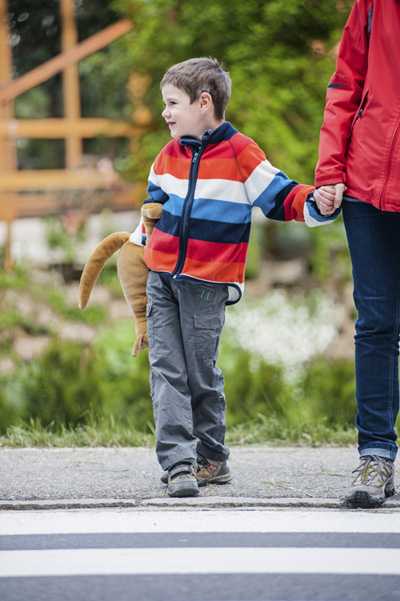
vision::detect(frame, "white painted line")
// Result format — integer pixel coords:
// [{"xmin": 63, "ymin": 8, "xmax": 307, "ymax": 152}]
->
[
  {"xmin": 0, "ymin": 547, "xmax": 399, "ymax": 578},
  {"xmin": 1, "ymin": 509, "xmax": 400, "ymax": 536}
]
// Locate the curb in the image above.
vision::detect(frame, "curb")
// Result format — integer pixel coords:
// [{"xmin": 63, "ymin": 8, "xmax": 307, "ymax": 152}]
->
[{"xmin": 1, "ymin": 496, "xmax": 400, "ymax": 511}]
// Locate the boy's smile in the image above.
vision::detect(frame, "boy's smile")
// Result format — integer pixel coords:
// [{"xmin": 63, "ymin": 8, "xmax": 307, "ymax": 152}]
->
[{"xmin": 161, "ymin": 83, "xmax": 222, "ymax": 140}]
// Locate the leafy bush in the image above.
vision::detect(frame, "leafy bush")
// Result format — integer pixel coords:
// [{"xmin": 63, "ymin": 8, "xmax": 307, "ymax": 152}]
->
[
  {"xmin": 220, "ymin": 345, "xmax": 292, "ymax": 425},
  {"xmin": 0, "ymin": 321, "xmax": 358, "ymax": 444},
  {"xmin": 15, "ymin": 340, "xmax": 103, "ymax": 427},
  {"xmin": 298, "ymin": 355, "xmax": 356, "ymax": 428},
  {"xmin": 0, "ymin": 323, "xmax": 152, "ymax": 434}
]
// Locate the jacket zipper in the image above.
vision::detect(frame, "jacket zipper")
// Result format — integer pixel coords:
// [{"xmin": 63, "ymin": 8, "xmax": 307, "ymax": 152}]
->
[
  {"xmin": 351, "ymin": 91, "xmax": 368, "ymax": 130},
  {"xmin": 172, "ymin": 145, "xmax": 203, "ymax": 276},
  {"xmin": 380, "ymin": 121, "xmax": 400, "ymax": 209}
]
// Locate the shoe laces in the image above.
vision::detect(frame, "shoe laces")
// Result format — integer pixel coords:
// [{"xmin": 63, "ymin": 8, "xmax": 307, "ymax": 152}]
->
[
  {"xmin": 352, "ymin": 455, "xmax": 393, "ymax": 487},
  {"xmin": 196, "ymin": 456, "xmax": 219, "ymax": 476},
  {"xmin": 197, "ymin": 455, "xmax": 209, "ymax": 469}
]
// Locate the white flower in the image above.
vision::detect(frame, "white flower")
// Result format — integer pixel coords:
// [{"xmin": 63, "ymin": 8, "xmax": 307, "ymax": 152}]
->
[{"xmin": 225, "ymin": 290, "xmax": 337, "ymax": 372}]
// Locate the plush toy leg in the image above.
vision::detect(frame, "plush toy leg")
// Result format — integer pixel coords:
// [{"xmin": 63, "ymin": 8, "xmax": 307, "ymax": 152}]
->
[{"xmin": 117, "ymin": 241, "xmax": 149, "ymax": 356}]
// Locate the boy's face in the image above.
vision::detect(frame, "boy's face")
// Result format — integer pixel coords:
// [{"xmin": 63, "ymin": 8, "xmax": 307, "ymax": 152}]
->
[{"xmin": 161, "ymin": 84, "xmax": 211, "ymax": 139}]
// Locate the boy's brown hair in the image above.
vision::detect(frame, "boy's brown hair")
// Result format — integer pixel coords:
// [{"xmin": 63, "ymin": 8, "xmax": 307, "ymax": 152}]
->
[{"xmin": 161, "ymin": 57, "xmax": 231, "ymax": 120}]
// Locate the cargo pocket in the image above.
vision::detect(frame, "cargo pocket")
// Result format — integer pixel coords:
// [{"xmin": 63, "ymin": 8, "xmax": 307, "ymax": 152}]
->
[{"xmin": 193, "ymin": 313, "xmax": 224, "ymax": 362}]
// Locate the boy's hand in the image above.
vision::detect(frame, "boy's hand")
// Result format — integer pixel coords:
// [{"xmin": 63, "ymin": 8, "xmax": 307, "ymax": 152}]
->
[{"xmin": 314, "ymin": 183, "xmax": 346, "ymax": 215}]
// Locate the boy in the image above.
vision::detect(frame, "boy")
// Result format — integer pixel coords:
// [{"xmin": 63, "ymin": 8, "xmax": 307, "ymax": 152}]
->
[{"xmin": 131, "ymin": 57, "xmax": 338, "ymax": 497}]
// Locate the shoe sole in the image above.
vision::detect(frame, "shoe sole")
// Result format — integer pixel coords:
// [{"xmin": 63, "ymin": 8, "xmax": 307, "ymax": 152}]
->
[
  {"xmin": 162, "ymin": 473, "xmax": 232, "ymax": 486},
  {"xmin": 197, "ymin": 473, "xmax": 232, "ymax": 487},
  {"xmin": 344, "ymin": 485, "xmax": 395, "ymax": 509},
  {"xmin": 167, "ymin": 485, "xmax": 199, "ymax": 498}
]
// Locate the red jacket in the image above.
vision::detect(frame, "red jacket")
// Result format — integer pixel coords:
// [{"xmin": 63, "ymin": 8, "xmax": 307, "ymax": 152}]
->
[{"xmin": 315, "ymin": 0, "xmax": 400, "ymax": 212}]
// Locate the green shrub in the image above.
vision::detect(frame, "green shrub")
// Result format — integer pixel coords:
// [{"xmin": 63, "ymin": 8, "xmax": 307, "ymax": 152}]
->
[
  {"xmin": 15, "ymin": 340, "xmax": 102, "ymax": 427},
  {"xmin": 0, "ymin": 384, "xmax": 20, "ymax": 432},
  {"xmin": 298, "ymin": 355, "xmax": 356, "ymax": 428},
  {"xmin": 4, "ymin": 321, "xmax": 153, "ymax": 433},
  {"xmin": 92, "ymin": 321, "xmax": 152, "ymax": 428},
  {"xmin": 0, "ymin": 319, "xmax": 358, "ymax": 445},
  {"xmin": 0, "ymin": 265, "xmax": 29, "ymax": 290},
  {"xmin": 220, "ymin": 344, "xmax": 293, "ymax": 425}
]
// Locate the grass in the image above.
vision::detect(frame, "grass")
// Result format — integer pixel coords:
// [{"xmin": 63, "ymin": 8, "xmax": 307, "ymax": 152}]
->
[
  {"xmin": 227, "ymin": 414, "xmax": 356, "ymax": 446},
  {"xmin": 0, "ymin": 415, "xmax": 356, "ymax": 448},
  {"xmin": 0, "ymin": 418, "xmax": 154, "ymax": 448}
]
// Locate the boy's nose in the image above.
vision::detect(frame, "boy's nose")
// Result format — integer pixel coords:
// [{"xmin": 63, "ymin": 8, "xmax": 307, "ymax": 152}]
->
[{"xmin": 162, "ymin": 107, "xmax": 169, "ymax": 119}]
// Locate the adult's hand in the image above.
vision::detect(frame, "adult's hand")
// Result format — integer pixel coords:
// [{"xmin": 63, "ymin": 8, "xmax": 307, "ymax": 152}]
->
[
  {"xmin": 333, "ymin": 183, "xmax": 346, "ymax": 209},
  {"xmin": 314, "ymin": 183, "xmax": 346, "ymax": 215},
  {"xmin": 314, "ymin": 185, "xmax": 336, "ymax": 215}
]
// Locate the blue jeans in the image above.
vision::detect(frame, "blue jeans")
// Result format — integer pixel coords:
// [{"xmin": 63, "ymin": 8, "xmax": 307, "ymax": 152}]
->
[{"xmin": 343, "ymin": 200, "xmax": 400, "ymax": 461}]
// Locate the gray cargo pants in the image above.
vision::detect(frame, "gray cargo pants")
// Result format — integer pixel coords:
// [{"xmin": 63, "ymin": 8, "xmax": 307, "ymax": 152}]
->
[{"xmin": 146, "ymin": 270, "xmax": 230, "ymax": 470}]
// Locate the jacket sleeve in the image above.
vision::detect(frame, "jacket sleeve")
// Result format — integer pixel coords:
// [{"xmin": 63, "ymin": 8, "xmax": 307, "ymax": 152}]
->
[
  {"xmin": 315, "ymin": 0, "xmax": 371, "ymax": 187},
  {"xmin": 143, "ymin": 159, "xmax": 169, "ymax": 205},
  {"xmin": 130, "ymin": 155, "xmax": 169, "ymax": 246},
  {"xmin": 239, "ymin": 139, "xmax": 338, "ymax": 225}
]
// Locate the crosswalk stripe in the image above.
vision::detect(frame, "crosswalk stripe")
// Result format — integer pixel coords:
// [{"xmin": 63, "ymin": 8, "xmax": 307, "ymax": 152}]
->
[
  {"xmin": 0, "ymin": 547, "xmax": 400, "ymax": 578},
  {"xmin": 1, "ymin": 509, "xmax": 399, "ymax": 536},
  {"xmin": 2, "ymin": 532, "xmax": 400, "ymax": 550}
]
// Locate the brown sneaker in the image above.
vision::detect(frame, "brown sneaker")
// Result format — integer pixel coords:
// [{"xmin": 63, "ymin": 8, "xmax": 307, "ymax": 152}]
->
[{"xmin": 196, "ymin": 456, "xmax": 232, "ymax": 487}]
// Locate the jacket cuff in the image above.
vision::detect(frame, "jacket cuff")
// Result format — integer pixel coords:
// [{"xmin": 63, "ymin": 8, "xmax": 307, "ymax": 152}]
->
[{"xmin": 303, "ymin": 194, "xmax": 341, "ymax": 228}]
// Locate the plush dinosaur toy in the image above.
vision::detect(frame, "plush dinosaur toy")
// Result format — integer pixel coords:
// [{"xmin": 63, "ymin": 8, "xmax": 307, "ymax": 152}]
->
[{"xmin": 79, "ymin": 203, "xmax": 162, "ymax": 356}]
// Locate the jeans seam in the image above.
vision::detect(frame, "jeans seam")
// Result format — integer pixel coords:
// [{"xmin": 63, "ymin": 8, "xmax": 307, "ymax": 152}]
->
[{"xmin": 389, "ymin": 295, "xmax": 400, "ymax": 437}]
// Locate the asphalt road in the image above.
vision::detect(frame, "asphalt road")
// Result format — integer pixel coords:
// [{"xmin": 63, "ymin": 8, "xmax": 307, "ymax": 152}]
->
[
  {"xmin": 1, "ymin": 508, "xmax": 399, "ymax": 601},
  {"xmin": 1, "ymin": 445, "xmax": 397, "ymax": 503}
]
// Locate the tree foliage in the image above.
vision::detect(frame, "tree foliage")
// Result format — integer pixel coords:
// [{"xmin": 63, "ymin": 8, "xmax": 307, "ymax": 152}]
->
[
  {"xmin": 9, "ymin": 0, "xmax": 353, "ymax": 180},
  {"xmin": 113, "ymin": 0, "xmax": 353, "ymax": 181}
]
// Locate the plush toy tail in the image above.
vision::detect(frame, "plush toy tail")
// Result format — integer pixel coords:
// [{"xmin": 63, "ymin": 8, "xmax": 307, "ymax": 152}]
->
[{"xmin": 79, "ymin": 232, "xmax": 131, "ymax": 310}]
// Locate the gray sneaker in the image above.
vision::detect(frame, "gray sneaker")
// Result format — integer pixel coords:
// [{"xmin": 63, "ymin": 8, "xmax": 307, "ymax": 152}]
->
[
  {"xmin": 167, "ymin": 463, "xmax": 199, "ymax": 498},
  {"xmin": 344, "ymin": 455, "xmax": 395, "ymax": 508}
]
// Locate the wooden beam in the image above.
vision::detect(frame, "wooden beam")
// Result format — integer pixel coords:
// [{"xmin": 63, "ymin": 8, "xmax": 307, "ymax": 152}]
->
[
  {"xmin": 0, "ymin": 0, "xmax": 16, "ymax": 170},
  {"xmin": 0, "ymin": 118, "xmax": 141, "ymax": 138},
  {"xmin": 0, "ymin": 169, "xmax": 124, "ymax": 191},
  {"xmin": 61, "ymin": 0, "xmax": 82, "ymax": 168},
  {"xmin": 0, "ymin": 0, "xmax": 17, "ymax": 270},
  {"xmin": 0, "ymin": 185, "xmax": 146, "ymax": 219},
  {"xmin": 60, "ymin": 0, "xmax": 82, "ymax": 169},
  {"xmin": 0, "ymin": 19, "xmax": 133, "ymax": 104}
]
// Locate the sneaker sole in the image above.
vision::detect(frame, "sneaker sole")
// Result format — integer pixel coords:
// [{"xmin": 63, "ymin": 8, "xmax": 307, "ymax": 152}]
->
[
  {"xmin": 197, "ymin": 473, "xmax": 232, "ymax": 487},
  {"xmin": 162, "ymin": 473, "xmax": 232, "ymax": 486},
  {"xmin": 344, "ymin": 485, "xmax": 395, "ymax": 509},
  {"xmin": 167, "ymin": 485, "xmax": 200, "ymax": 498}
]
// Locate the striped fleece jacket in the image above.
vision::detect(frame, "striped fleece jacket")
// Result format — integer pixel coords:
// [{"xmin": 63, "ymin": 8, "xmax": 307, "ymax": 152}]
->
[{"xmin": 131, "ymin": 121, "xmax": 337, "ymax": 304}]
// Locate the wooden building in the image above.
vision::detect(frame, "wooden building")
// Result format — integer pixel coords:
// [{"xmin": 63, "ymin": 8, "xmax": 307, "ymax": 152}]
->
[{"xmin": 0, "ymin": 0, "xmax": 149, "ymax": 269}]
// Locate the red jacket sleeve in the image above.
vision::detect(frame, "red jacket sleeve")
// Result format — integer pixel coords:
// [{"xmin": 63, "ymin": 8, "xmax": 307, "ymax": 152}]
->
[{"xmin": 315, "ymin": 0, "xmax": 371, "ymax": 187}]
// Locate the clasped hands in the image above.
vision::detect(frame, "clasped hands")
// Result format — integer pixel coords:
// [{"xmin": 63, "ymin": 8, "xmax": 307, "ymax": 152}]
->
[{"xmin": 314, "ymin": 183, "xmax": 346, "ymax": 215}]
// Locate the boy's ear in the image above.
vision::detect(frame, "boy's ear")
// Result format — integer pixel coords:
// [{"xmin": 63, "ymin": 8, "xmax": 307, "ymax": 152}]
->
[{"xmin": 199, "ymin": 91, "xmax": 213, "ymax": 111}]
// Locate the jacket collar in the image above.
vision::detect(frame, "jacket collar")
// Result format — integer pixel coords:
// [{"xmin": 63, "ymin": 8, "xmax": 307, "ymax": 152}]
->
[{"xmin": 179, "ymin": 121, "xmax": 237, "ymax": 149}]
